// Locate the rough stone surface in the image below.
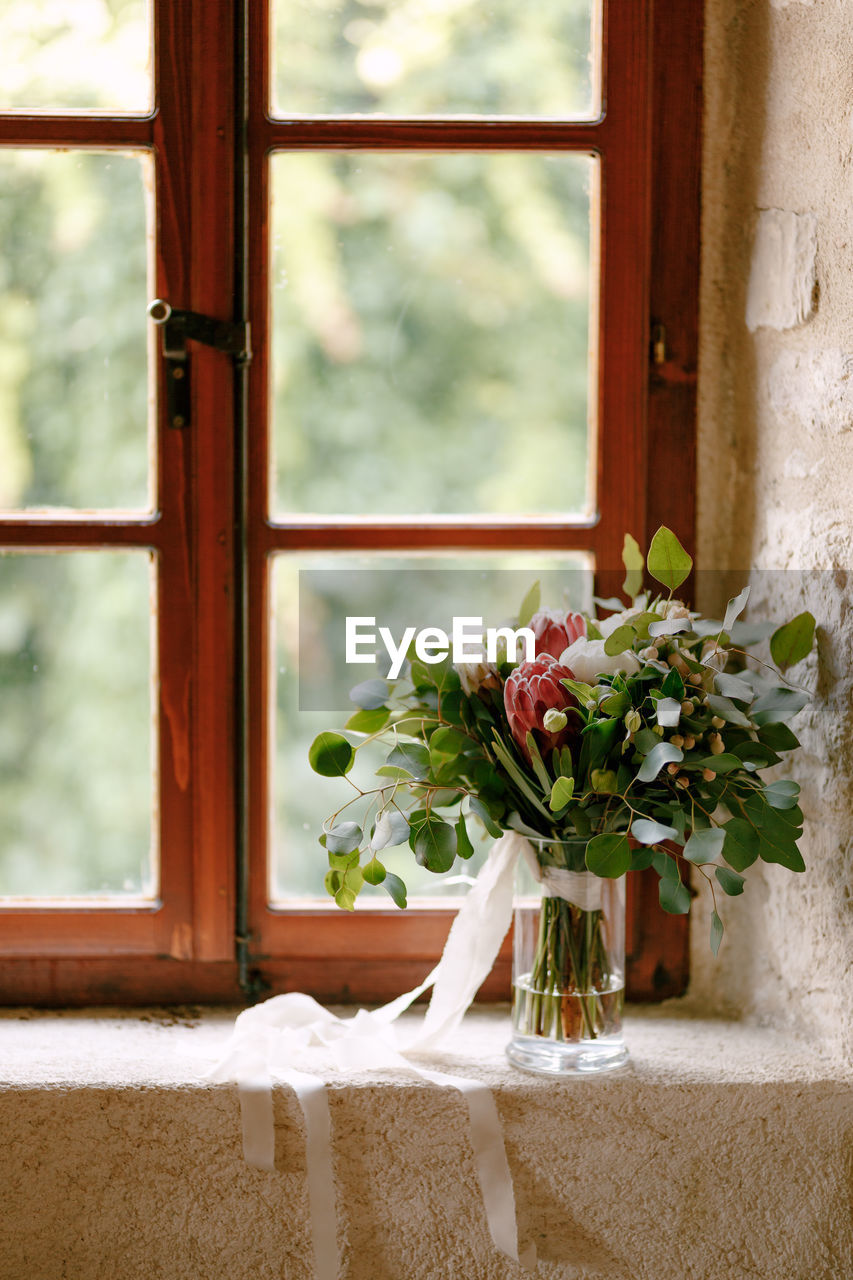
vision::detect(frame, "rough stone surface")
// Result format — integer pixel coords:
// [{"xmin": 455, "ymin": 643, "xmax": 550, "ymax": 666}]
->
[
  {"xmin": 745, "ymin": 208, "xmax": 818, "ymax": 332},
  {"xmin": 697, "ymin": 0, "xmax": 853, "ymax": 1063},
  {"xmin": 768, "ymin": 348, "xmax": 853, "ymax": 434},
  {"xmin": 1, "ymin": 1008, "xmax": 851, "ymax": 1280}
]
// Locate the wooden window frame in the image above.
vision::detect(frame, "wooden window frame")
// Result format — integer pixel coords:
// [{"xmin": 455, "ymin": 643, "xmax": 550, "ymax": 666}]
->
[{"xmin": 0, "ymin": 0, "xmax": 701, "ymax": 1005}]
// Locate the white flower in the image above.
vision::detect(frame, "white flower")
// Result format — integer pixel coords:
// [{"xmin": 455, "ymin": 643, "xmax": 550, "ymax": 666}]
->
[
  {"xmin": 456, "ymin": 658, "xmax": 499, "ymax": 697},
  {"xmin": 598, "ymin": 606, "xmax": 645, "ymax": 638},
  {"xmin": 560, "ymin": 636, "xmax": 640, "ymax": 684}
]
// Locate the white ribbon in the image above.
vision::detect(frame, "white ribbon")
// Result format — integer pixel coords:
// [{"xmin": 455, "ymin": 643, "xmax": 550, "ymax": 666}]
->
[
  {"xmin": 209, "ymin": 831, "xmax": 538, "ymax": 1278},
  {"xmin": 540, "ymin": 867, "xmax": 604, "ymax": 912}
]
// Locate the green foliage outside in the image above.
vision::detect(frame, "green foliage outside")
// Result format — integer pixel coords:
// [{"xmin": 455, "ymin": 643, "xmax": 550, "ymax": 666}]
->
[{"xmin": 0, "ymin": 0, "xmax": 597, "ymax": 897}]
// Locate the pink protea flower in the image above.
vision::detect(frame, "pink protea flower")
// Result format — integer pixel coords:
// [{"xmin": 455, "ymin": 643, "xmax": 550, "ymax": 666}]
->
[
  {"xmin": 528, "ymin": 608, "xmax": 587, "ymax": 660},
  {"xmin": 504, "ymin": 653, "xmax": 581, "ymax": 763}
]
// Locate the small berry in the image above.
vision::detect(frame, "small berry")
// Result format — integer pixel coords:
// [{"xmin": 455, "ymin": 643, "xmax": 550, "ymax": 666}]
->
[{"xmin": 676, "ymin": 775, "xmax": 690, "ymax": 789}]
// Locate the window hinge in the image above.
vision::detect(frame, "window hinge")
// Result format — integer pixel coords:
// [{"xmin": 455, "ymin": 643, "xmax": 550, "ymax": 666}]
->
[
  {"xmin": 147, "ymin": 298, "xmax": 252, "ymax": 428},
  {"xmin": 651, "ymin": 322, "xmax": 667, "ymax": 366}
]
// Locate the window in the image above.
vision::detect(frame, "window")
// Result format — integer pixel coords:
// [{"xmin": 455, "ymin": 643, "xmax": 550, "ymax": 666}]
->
[{"xmin": 0, "ymin": 1, "xmax": 701, "ymax": 1004}]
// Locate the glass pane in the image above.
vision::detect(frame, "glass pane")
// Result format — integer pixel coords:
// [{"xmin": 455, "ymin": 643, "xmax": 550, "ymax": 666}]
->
[
  {"xmin": 271, "ymin": 552, "xmax": 593, "ymax": 902},
  {"xmin": 0, "ymin": 150, "xmax": 153, "ymax": 512},
  {"xmin": 0, "ymin": 0, "xmax": 152, "ymax": 114},
  {"xmin": 0, "ymin": 551, "xmax": 156, "ymax": 898},
  {"xmin": 272, "ymin": 152, "xmax": 597, "ymax": 518},
  {"xmin": 272, "ymin": 0, "xmax": 599, "ymax": 119}
]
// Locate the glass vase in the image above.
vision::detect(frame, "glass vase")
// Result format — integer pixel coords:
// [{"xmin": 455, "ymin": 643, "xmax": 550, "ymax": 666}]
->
[{"xmin": 506, "ymin": 838, "xmax": 629, "ymax": 1076}]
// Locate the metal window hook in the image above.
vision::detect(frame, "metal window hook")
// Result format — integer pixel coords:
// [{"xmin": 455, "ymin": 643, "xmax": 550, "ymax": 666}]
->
[{"xmin": 147, "ymin": 298, "xmax": 251, "ymax": 428}]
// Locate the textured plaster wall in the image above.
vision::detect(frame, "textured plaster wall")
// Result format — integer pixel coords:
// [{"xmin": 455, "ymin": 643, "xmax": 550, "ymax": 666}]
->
[{"xmin": 694, "ymin": 0, "xmax": 853, "ymax": 1057}]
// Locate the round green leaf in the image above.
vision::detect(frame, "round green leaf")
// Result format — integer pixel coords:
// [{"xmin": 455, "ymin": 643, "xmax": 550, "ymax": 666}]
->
[
  {"xmin": 309, "ymin": 731, "xmax": 355, "ymax": 777},
  {"xmin": 658, "ymin": 875, "xmax": 691, "ymax": 914},
  {"xmin": 585, "ymin": 832, "xmax": 630, "ymax": 878},
  {"xmin": 412, "ymin": 815, "xmax": 457, "ymax": 873},
  {"xmin": 683, "ymin": 827, "xmax": 725, "ymax": 865},
  {"xmin": 381, "ymin": 871, "xmax": 408, "ymax": 909},
  {"xmin": 770, "ymin": 612, "xmax": 816, "ymax": 671},
  {"xmin": 362, "ymin": 857, "xmax": 387, "ymax": 886},
  {"xmin": 636, "ymin": 741, "xmax": 683, "ymax": 782},
  {"xmin": 647, "ymin": 526, "xmax": 693, "ymax": 591},
  {"xmin": 715, "ymin": 866, "xmax": 745, "ymax": 896},
  {"xmin": 325, "ymin": 821, "xmax": 362, "ymax": 854},
  {"xmin": 345, "ymin": 706, "xmax": 391, "ymax": 734},
  {"xmin": 631, "ymin": 818, "xmax": 678, "ymax": 845},
  {"xmin": 349, "ymin": 678, "xmax": 390, "ymax": 709}
]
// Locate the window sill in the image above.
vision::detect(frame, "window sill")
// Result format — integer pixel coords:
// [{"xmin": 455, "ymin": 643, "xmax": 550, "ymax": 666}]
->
[{"xmin": 2, "ymin": 1006, "xmax": 850, "ymax": 1279}]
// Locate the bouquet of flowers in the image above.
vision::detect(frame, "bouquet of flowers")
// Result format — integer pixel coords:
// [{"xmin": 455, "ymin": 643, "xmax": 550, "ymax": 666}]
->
[{"xmin": 308, "ymin": 527, "xmax": 813, "ymax": 1050}]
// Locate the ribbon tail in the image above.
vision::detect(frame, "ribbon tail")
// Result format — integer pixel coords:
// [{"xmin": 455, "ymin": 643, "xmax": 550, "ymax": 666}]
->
[
  {"xmin": 407, "ymin": 830, "xmax": 527, "ymax": 1052},
  {"xmin": 238, "ymin": 1077, "xmax": 275, "ymax": 1173},
  {"xmin": 414, "ymin": 1064, "xmax": 536, "ymax": 1269},
  {"xmin": 283, "ymin": 1069, "xmax": 340, "ymax": 1280}
]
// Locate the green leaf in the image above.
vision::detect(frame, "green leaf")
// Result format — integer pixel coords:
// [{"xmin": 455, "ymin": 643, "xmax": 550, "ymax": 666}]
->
[
  {"xmin": 589, "ymin": 768, "xmax": 618, "ymax": 793},
  {"xmin": 659, "ymin": 875, "xmax": 691, "ymax": 914},
  {"xmin": 722, "ymin": 586, "xmax": 750, "ymax": 633},
  {"xmin": 722, "ymin": 818, "xmax": 760, "ymax": 871},
  {"xmin": 387, "ymin": 742, "xmax": 431, "ymax": 780},
  {"xmin": 362, "ymin": 856, "xmax": 386, "ymax": 885},
  {"xmin": 561, "ymin": 677, "xmax": 597, "ymax": 707},
  {"xmin": 370, "ymin": 809, "xmax": 410, "ymax": 851},
  {"xmin": 526, "ymin": 733, "xmax": 553, "ymax": 794},
  {"xmin": 636, "ymin": 741, "xmax": 683, "ymax": 782},
  {"xmin": 518, "ymin": 580, "xmax": 541, "ymax": 627},
  {"xmin": 661, "ymin": 666, "xmax": 685, "ymax": 700},
  {"xmin": 710, "ymin": 910, "xmax": 724, "ymax": 956},
  {"xmin": 375, "ymin": 765, "xmax": 413, "ymax": 780},
  {"xmin": 631, "ymin": 818, "xmax": 678, "ymax": 845},
  {"xmin": 706, "ymin": 695, "xmax": 752, "ymax": 729},
  {"xmin": 412, "ymin": 815, "xmax": 457, "ymax": 873},
  {"xmin": 600, "ymin": 690, "xmax": 631, "ymax": 717},
  {"xmin": 697, "ymin": 753, "xmax": 743, "ymax": 774},
  {"xmin": 345, "ymin": 706, "xmax": 391, "ymax": 734},
  {"xmin": 683, "ymin": 827, "xmax": 725, "ymax": 864},
  {"xmin": 647, "ymin": 526, "xmax": 693, "ymax": 591},
  {"xmin": 770, "ymin": 611, "xmax": 816, "ymax": 671},
  {"xmin": 715, "ymin": 866, "xmax": 745, "ymax": 896},
  {"xmin": 325, "ymin": 821, "xmax": 362, "ymax": 854},
  {"xmin": 578, "ymin": 716, "xmax": 621, "ymax": 777},
  {"xmin": 349, "ymin": 678, "xmax": 390, "ymax": 709},
  {"xmin": 469, "ymin": 795, "xmax": 503, "ymax": 839},
  {"xmin": 309, "ymin": 731, "xmax": 355, "ymax": 777},
  {"xmin": 758, "ymin": 827, "xmax": 806, "ymax": 873},
  {"xmin": 557, "ymin": 746, "xmax": 574, "ymax": 779},
  {"xmin": 334, "ymin": 866, "xmax": 364, "ymax": 911},
  {"xmin": 757, "ymin": 722, "xmax": 800, "ymax": 753},
  {"xmin": 763, "ymin": 779, "xmax": 801, "ymax": 810},
  {"xmin": 430, "ymin": 726, "xmax": 474, "ymax": 757},
  {"xmin": 585, "ymin": 832, "xmax": 631, "ymax": 878},
  {"xmin": 381, "ymin": 871, "xmax": 408, "ymax": 909},
  {"xmin": 750, "ymin": 688, "xmax": 809, "ymax": 726},
  {"xmin": 489, "ymin": 734, "xmax": 552, "ymax": 820},
  {"xmin": 455, "ymin": 814, "xmax": 475, "ymax": 859},
  {"xmin": 327, "ymin": 849, "xmax": 359, "ymax": 872},
  {"xmin": 630, "ymin": 844, "xmax": 655, "ymax": 871},
  {"xmin": 622, "ymin": 533, "xmax": 645, "ymax": 599},
  {"xmin": 713, "ymin": 672, "xmax": 754, "ymax": 703},
  {"xmin": 730, "ymin": 741, "xmax": 780, "ymax": 769},
  {"xmin": 603, "ymin": 624, "xmax": 636, "ymax": 656},
  {"xmin": 549, "ymin": 775, "xmax": 575, "ymax": 811}
]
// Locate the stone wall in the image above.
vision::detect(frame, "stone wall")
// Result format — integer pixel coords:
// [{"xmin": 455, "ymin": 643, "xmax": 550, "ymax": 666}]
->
[{"xmin": 693, "ymin": 0, "xmax": 853, "ymax": 1058}]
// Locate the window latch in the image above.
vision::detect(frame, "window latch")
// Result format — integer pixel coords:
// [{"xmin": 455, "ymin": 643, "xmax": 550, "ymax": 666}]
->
[{"xmin": 147, "ymin": 299, "xmax": 252, "ymax": 429}]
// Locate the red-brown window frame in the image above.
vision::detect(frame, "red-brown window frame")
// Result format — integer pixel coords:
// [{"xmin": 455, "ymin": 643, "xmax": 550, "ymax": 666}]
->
[{"xmin": 0, "ymin": 0, "xmax": 701, "ymax": 1004}]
